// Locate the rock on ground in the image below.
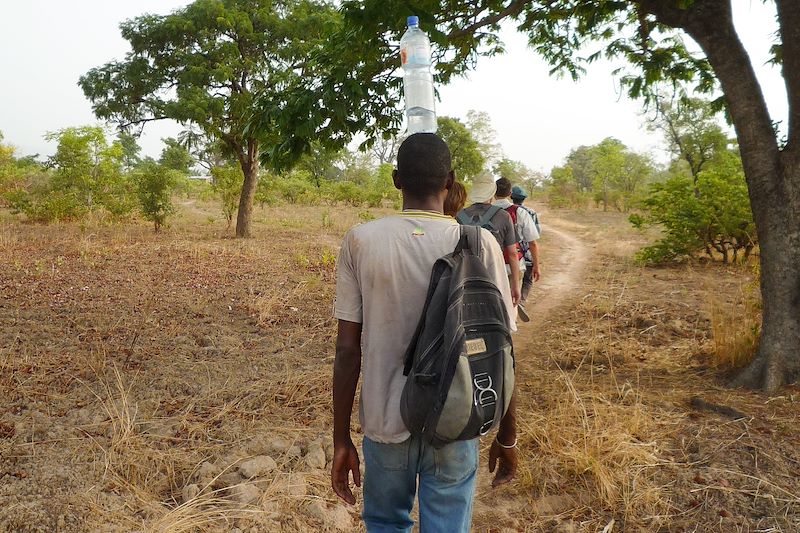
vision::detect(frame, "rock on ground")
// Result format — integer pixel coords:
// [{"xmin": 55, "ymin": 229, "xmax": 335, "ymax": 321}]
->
[
  {"xmin": 329, "ymin": 504, "xmax": 352, "ymax": 531},
  {"xmin": 238, "ymin": 455, "xmax": 277, "ymax": 478},
  {"xmin": 230, "ymin": 483, "xmax": 261, "ymax": 505},
  {"xmin": 284, "ymin": 473, "xmax": 307, "ymax": 496},
  {"xmin": 305, "ymin": 501, "xmax": 352, "ymax": 531},
  {"xmin": 181, "ymin": 484, "xmax": 200, "ymax": 503},
  {"xmin": 304, "ymin": 441, "xmax": 327, "ymax": 470},
  {"xmin": 212, "ymin": 471, "xmax": 245, "ymax": 490}
]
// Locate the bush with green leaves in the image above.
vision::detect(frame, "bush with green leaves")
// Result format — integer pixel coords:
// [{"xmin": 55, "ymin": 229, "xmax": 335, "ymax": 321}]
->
[
  {"xmin": 7, "ymin": 127, "xmax": 135, "ymax": 222},
  {"xmin": 134, "ymin": 159, "xmax": 179, "ymax": 232},
  {"xmin": 211, "ymin": 165, "xmax": 244, "ymax": 228},
  {"xmin": 630, "ymin": 150, "xmax": 756, "ymax": 264}
]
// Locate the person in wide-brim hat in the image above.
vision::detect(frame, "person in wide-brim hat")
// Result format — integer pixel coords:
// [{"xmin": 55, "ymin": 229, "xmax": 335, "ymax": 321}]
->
[
  {"xmin": 455, "ymin": 171, "xmax": 522, "ymax": 309},
  {"xmin": 467, "ymin": 171, "xmax": 498, "ymax": 204}
]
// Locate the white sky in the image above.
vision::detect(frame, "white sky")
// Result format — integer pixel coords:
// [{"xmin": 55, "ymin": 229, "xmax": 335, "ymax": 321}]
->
[{"xmin": 0, "ymin": 1, "xmax": 785, "ymax": 173}]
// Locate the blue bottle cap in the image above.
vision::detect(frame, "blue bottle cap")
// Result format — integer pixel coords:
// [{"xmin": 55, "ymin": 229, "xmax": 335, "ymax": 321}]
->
[{"xmin": 407, "ymin": 15, "xmax": 419, "ymax": 27}]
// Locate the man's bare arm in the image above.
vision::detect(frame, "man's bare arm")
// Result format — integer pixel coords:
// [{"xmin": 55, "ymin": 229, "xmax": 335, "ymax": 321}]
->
[
  {"xmin": 529, "ymin": 240, "xmax": 540, "ymax": 281},
  {"xmin": 504, "ymin": 245, "xmax": 521, "ymax": 306},
  {"xmin": 331, "ymin": 320, "xmax": 362, "ymax": 505}
]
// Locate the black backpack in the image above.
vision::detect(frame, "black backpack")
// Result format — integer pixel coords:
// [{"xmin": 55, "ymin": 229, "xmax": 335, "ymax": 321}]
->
[{"xmin": 400, "ymin": 225, "xmax": 515, "ymax": 448}]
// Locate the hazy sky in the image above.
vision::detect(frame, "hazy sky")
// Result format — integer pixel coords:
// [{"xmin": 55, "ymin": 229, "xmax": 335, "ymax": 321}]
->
[{"xmin": 0, "ymin": 1, "xmax": 785, "ymax": 173}]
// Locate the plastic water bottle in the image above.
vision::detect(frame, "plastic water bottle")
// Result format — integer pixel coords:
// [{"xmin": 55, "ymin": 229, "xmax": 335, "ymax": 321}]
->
[{"xmin": 400, "ymin": 16, "xmax": 437, "ymax": 134}]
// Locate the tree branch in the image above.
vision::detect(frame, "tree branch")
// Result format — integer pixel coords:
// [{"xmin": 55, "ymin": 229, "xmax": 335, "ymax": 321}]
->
[
  {"xmin": 119, "ymin": 116, "xmax": 170, "ymax": 129},
  {"xmin": 776, "ymin": 0, "xmax": 800, "ymax": 148},
  {"xmin": 447, "ymin": 0, "xmax": 529, "ymax": 40}
]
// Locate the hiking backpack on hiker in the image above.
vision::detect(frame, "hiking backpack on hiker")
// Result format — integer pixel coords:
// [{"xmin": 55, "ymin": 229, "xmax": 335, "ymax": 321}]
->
[
  {"xmin": 400, "ymin": 225, "xmax": 515, "ymax": 448},
  {"xmin": 506, "ymin": 203, "xmax": 541, "ymax": 261},
  {"xmin": 456, "ymin": 205, "xmax": 522, "ymax": 262}
]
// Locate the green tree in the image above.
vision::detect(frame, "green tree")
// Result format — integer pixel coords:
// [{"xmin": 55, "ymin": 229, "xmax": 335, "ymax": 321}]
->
[
  {"xmin": 589, "ymin": 138, "xmax": 626, "ymax": 211},
  {"xmin": 648, "ymin": 96, "xmax": 730, "ymax": 193},
  {"xmin": 80, "ymin": 0, "xmax": 334, "ymax": 237},
  {"xmin": 134, "ymin": 158, "xmax": 178, "ymax": 232},
  {"xmin": 159, "ymin": 137, "xmax": 195, "ymax": 176},
  {"xmin": 466, "ymin": 110, "xmax": 502, "ymax": 167},
  {"xmin": 45, "ymin": 126, "xmax": 133, "ymax": 217},
  {"xmin": 296, "ymin": 142, "xmax": 344, "ymax": 188},
  {"xmin": 565, "ymin": 145, "xmax": 599, "ymax": 193},
  {"xmin": 549, "ymin": 138, "xmax": 653, "ymax": 211},
  {"xmin": 117, "ymin": 131, "xmax": 142, "ymax": 172},
  {"xmin": 437, "ymin": 116, "xmax": 485, "ymax": 182},
  {"xmin": 632, "ymin": 149, "xmax": 755, "ymax": 264},
  {"xmin": 210, "ymin": 165, "xmax": 243, "ymax": 229},
  {"xmin": 547, "ymin": 164, "xmax": 587, "ymax": 208}
]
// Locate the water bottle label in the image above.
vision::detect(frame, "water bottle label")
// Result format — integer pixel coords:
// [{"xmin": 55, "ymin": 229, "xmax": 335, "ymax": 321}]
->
[{"xmin": 401, "ymin": 43, "xmax": 431, "ymax": 66}]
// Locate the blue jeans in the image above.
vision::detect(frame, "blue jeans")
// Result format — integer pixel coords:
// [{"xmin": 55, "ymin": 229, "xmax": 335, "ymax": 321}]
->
[{"xmin": 362, "ymin": 435, "xmax": 479, "ymax": 533}]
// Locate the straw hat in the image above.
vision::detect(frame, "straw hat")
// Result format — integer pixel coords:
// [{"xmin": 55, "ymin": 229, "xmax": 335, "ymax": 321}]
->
[{"xmin": 467, "ymin": 171, "xmax": 497, "ymax": 204}]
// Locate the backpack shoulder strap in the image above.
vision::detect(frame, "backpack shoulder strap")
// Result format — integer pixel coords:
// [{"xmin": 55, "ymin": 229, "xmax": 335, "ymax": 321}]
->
[
  {"xmin": 478, "ymin": 205, "xmax": 503, "ymax": 227},
  {"xmin": 454, "ymin": 224, "xmax": 482, "ymax": 256},
  {"xmin": 403, "ymin": 258, "xmax": 450, "ymax": 376},
  {"xmin": 455, "ymin": 210, "xmax": 471, "ymax": 225},
  {"xmin": 506, "ymin": 204, "xmax": 519, "ymax": 223}
]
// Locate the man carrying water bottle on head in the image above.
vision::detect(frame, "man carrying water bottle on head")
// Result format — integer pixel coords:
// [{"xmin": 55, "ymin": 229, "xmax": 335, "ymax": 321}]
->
[{"xmin": 331, "ymin": 134, "xmax": 518, "ymax": 532}]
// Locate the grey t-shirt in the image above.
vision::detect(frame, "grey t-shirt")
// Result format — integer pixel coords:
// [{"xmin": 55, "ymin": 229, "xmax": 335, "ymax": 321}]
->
[
  {"xmin": 459, "ymin": 203, "xmax": 517, "ymax": 249},
  {"xmin": 334, "ymin": 210, "xmax": 515, "ymax": 443}
]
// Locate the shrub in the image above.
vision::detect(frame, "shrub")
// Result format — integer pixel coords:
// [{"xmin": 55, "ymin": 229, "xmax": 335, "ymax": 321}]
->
[
  {"xmin": 210, "ymin": 166, "xmax": 243, "ymax": 228},
  {"xmin": 631, "ymin": 151, "xmax": 756, "ymax": 264},
  {"xmin": 23, "ymin": 190, "xmax": 89, "ymax": 223},
  {"xmin": 134, "ymin": 160, "xmax": 178, "ymax": 232}
]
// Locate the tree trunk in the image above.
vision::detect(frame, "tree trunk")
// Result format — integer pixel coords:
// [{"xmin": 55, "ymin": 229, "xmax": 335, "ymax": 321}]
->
[
  {"xmin": 732, "ymin": 196, "xmax": 800, "ymax": 390},
  {"xmin": 235, "ymin": 140, "xmax": 259, "ymax": 238},
  {"xmin": 643, "ymin": 0, "xmax": 800, "ymax": 390}
]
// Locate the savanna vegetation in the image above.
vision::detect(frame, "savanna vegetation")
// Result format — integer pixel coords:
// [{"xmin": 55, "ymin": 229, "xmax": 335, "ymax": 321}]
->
[{"xmin": 2, "ymin": 0, "xmax": 799, "ymax": 531}]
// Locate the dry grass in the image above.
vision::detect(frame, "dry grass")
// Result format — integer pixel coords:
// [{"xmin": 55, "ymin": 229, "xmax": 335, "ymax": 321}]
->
[
  {"xmin": 708, "ymin": 264, "xmax": 761, "ymax": 370},
  {"xmin": 518, "ymin": 373, "xmax": 672, "ymax": 521},
  {"xmin": 2, "ymin": 202, "xmax": 800, "ymax": 532}
]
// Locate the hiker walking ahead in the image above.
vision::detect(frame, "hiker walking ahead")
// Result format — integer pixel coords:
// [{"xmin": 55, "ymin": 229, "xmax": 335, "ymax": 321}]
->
[
  {"xmin": 332, "ymin": 134, "xmax": 518, "ymax": 532},
  {"xmin": 509, "ymin": 185, "xmax": 541, "ymax": 302},
  {"xmin": 456, "ymin": 171, "xmax": 521, "ymax": 307},
  {"xmin": 495, "ymin": 180, "xmax": 541, "ymax": 303}
]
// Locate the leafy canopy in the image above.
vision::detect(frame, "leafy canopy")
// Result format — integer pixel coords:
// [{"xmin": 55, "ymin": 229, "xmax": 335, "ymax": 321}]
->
[
  {"xmin": 437, "ymin": 116, "xmax": 485, "ymax": 182},
  {"xmin": 255, "ymin": 0, "xmax": 719, "ymax": 162},
  {"xmin": 80, "ymin": 0, "xmax": 336, "ymax": 167}
]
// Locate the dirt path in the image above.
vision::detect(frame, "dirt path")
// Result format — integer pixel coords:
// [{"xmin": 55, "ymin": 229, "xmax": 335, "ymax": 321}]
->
[
  {"xmin": 524, "ymin": 217, "xmax": 590, "ymax": 318},
  {"xmin": 471, "ymin": 216, "xmax": 592, "ymax": 528}
]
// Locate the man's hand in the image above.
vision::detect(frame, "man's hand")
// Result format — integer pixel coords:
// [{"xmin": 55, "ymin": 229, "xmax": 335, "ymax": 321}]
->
[
  {"xmin": 488, "ymin": 439, "xmax": 518, "ymax": 487},
  {"xmin": 533, "ymin": 264, "xmax": 541, "ymax": 282},
  {"xmin": 331, "ymin": 440, "xmax": 361, "ymax": 505},
  {"xmin": 511, "ymin": 284, "xmax": 521, "ymax": 307}
]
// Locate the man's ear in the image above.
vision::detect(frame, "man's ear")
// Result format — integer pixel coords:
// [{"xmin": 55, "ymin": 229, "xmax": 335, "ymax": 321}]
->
[
  {"xmin": 445, "ymin": 170, "xmax": 455, "ymax": 190},
  {"xmin": 392, "ymin": 169, "xmax": 402, "ymax": 190}
]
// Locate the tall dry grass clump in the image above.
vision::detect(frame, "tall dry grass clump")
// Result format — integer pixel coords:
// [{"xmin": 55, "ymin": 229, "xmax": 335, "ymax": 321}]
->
[
  {"xmin": 518, "ymin": 369, "xmax": 673, "ymax": 525},
  {"xmin": 708, "ymin": 264, "xmax": 761, "ymax": 370}
]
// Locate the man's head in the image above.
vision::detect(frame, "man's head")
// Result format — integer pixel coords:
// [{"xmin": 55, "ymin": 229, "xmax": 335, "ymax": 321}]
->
[
  {"xmin": 495, "ymin": 177, "xmax": 512, "ymax": 199},
  {"xmin": 393, "ymin": 133, "xmax": 454, "ymax": 198},
  {"xmin": 511, "ymin": 185, "xmax": 528, "ymax": 205}
]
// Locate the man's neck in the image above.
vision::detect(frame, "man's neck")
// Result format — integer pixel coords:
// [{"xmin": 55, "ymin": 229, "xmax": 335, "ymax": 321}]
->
[{"xmin": 403, "ymin": 196, "xmax": 444, "ymax": 213}]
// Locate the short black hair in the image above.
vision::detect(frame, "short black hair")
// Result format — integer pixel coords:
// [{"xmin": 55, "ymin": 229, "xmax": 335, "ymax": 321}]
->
[
  {"xmin": 396, "ymin": 133, "xmax": 451, "ymax": 196},
  {"xmin": 495, "ymin": 177, "xmax": 512, "ymax": 198}
]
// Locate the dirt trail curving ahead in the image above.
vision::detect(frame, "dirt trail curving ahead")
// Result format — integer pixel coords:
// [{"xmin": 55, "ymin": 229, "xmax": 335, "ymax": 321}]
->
[{"xmin": 524, "ymin": 216, "xmax": 590, "ymax": 318}]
